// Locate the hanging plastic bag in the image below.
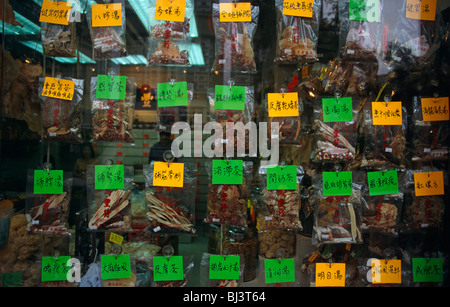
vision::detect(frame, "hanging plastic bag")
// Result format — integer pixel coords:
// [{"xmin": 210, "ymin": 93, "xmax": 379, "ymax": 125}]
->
[
  {"xmin": 38, "ymin": 77, "xmax": 84, "ymax": 143},
  {"xmin": 41, "ymin": 21, "xmax": 76, "ymax": 58},
  {"xmin": 25, "ymin": 169, "xmax": 72, "ymax": 236},
  {"xmin": 148, "ymin": 0, "xmax": 194, "ymax": 40},
  {"xmin": 258, "ymin": 229, "xmax": 296, "ymax": 258},
  {"xmin": 211, "ymin": 2, "xmax": 259, "ymax": 73},
  {"xmin": 90, "ymin": 76, "xmax": 136, "ymax": 143},
  {"xmin": 274, "ymin": 0, "xmax": 320, "ymax": 63},
  {"xmin": 86, "ymin": 0, "xmax": 127, "ymax": 59},
  {"xmin": 199, "ymin": 253, "xmax": 245, "ymax": 287},
  {"xmin": 142, "ymin": 162, "xmax": 197, "ymax": 234}
]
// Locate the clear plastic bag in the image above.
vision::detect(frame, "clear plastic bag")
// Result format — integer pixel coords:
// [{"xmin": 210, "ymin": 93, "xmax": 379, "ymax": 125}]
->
[
  {"xmin": 148, "ymin": 0, "xmax": 194, "ymax": 40},
  {"xmin": 142, "ymin": 162, "xmax": 197, "ymax": 234},
  {"xmin": 211, "ymin": 3, "xmax": 259, "ymax": 73},
  {"xmin": 41, "ymin": 21, "xmax": 77, "ymax": 57},
  {"xmin": 258, "ymin": 229, "xmax": 296, "ymax": 258},
  {"xmin": 274, "ymin": 0, "xmax": 320, "ymax": 63},
  {"xmin": 199, "ymin": 253, "xmax": 245, "ymax": 287},
  {"xmin": 90, "ymin": 76, "xmax": 136, "ymax": 143},
  {"xmin": 155, "ymin": 82, "xmax": 192, "ymax": 132},
  {"xmin": 38, "ymin": 77, "xmax": 84, "ymax": 143}
]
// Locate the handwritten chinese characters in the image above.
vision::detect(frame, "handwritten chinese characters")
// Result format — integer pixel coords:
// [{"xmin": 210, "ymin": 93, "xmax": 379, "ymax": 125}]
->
[
  {"xmin": 412, "ymin": 258, "xmax": 443, "ymax": 283},
  {"xmin": 372, "ymin": 101, "xmax": 403, "ymax": 125},
  {"xmin": 91, "ymin": 3, "xmax": 122, "ymax": 27},
  {"xmin": 96, "ymin": 75, "xmax": 126, "ymax": 100},
  {"xmin": 153, "ymin": 162, "xmax": 184, "ymax": 188},
  {"xmin": 214, "ymin": 85, "xmax": 246, "ymax": 111},
  {"xmin": 266, "ymin": 165, "xmax": 297, "ymax": 190},
  {"xmin": 414, "ymin": 171, "xmax": 444, "ymax": 196},
  {"xmin": 323, "ymin": 171, "xmax": 353, "ymax": 196},
  {"xmin": 157, "ymin": 81, "xmax": 188, "ymax": 107},
  {"xmin": 315, "ymin": 263, "xmax": 345, "ymax": 287},
  {"xmin": 212, "ymin": 160, "xmax": 243, "ymax": 185},
  {"xmin": 268, "ymin": 92, "xmax": 299, "ymax": 117},
  {"xmin": 367, "ymin": 170, "xmax": 399, "ymax": 196},
  {"xmin": 34, "ymin": 170, "xmax": 63, "ymax": 195},
  {"xmin": 41, "ymin": 256, "xmax": 71, "ymax": 282},
  {"xmin": 94, "ymin": 165, "xmax": 125, "ymax": 190},
  {"xmin": 153, "ymin": 256, "xmax": 184, "ymax": 281},
  {"xmin": 219, "ymin": 2, "xmax": 252, "ymax": 22},
  {"xmin": 421, "ymin": 97, "xmax": 449, "ymax": 122},
  {"xmin": 264, "ymin": 258, "xmax": 295, "ymax": 284},
  {"xmin": 349, "ymin": 0, "xmax": 380, "ymax": 22},
  {"xmin": 371, "ymin": 259, "xmax": 401, "ymax": 284},
  {"xmin": 39, "ymin": 0, "xmax": 71, "ymax": 25},
  {"xmin": 155, "ymin": 0, "xmax": 186, "ymax": 22},
  {"xmin": 209, "ymin": 255, "xmax": 240, "ymax": 280},
  {"xmin": 101, "ymin": 254, "xmax": 131, "ymax": 280},
  {"xmin": 42, "ymin": 77, "xmax": 75, "ymax": 101},
  {"xmin": 406, "ymin": 0, "xmax": 437, "ymax": 21},
  {"xmin": 283, "ymin": 0, "xmax": 313, "ymax": 18},
  {"xmin": 322, "ymin": 97, "xmax": 353, "ymax": 122}
]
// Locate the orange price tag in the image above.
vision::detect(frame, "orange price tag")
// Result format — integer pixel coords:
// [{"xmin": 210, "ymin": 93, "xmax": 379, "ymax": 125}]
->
[
  {"xmin": 41, "ymin": 77, "xmax": 75, "ymax": 101},
  {"xmin": 219, "ymin": 2, "xmax": 252, "ymax": 22},
  {"xmin": 315, "ymin": 263, "xmax": 346, "ymax": 287},
  {"xmin": 154, "ymin": 0, "xmax": 186, "ymax": 22},
  {"xmin": 39, "ymin": 0, "xmax": 72, "ymax": 25},
  {"xmin": 371, "ymin": 101, "xmax": 403, "ymax": 125},
  {"xmin": 268, "ymin": 92, "xmax": 299, "ymax": 117},
  {"xmin": 371, "ymin": 259, "xmax": 402, "ymax": 284},
  {"xmin": 421, "ymin": 97, "xmax": 449, "ymax": 122},
  {"xmin": 406, "ymin": 0, "xmax": 436, "ymax": 21},
  {"xmin": 283, "ymin": 0, "xmax": 314, "ymax": 18},
  {"xmin": 153, "ymin": 162, "xmax": 184, "ymax": 188},
  {"xmin": 414, "ymin": 171, "xmax": 444, "ymax": 196},
  {"xmin": 91, "ymin": 3, "xmax": 122, "ymax": 27}
]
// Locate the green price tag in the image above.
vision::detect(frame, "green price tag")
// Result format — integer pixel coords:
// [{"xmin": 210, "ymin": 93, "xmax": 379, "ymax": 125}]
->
[
  {"xmin": 412, "ymin": 258, "xmax": 443, "ymax": 283},
  {"xmin": 41, "ymin": 256, "xmax": 71, "ymax": 282},
  {"xmin": 34, "ymin": 170, "xmax": 63, "ymax": 194},
  {"xmin": 323, "ymin": 171, "xmax": 353, "ymax": 196},
  {"xmin": 212, "ymin": 160, "xmax": 243, "ymax": 185},
  {"xmin": 157, "ymin": 81, "xmax": 188, "ymax": 107},
  {"xmin": 367, "ymin": 170, "xmax": 399, "ymax": 196},
  {"xmin": 264, "ymin": 258, "xmax": 296, "ymax": 284},
  {"xmin": 153, "ymin": 256, "xmax": 184, "ymax": 281},
  {"xmin": 96, "ymin": 75, "xmax": 127, "ymax": 100},
  {"xmin": 209, "ymin": 255, "xmax": 240, "ymax": 280},
  {"xmin": 322, "ymin": 97, "xmax": 353, "ymax": 122},
  {"xmin": 214, "ymin": 85, "xmax": 246, "ymax": 110},
  {"xmin": 95, "ymin": 165, "xmax": 125, "ymax": 190},
  {"xmin": 1, "ymin": 272, "xmax": 22, "ymax": 287},
  {"xmin": 100, "ymin": 254, "xmax": 131, "ymax": 280},
  {"xmin": 266, "ymin": 165, "xmax": 297, "ymax": 190},
  {"xmin": 349, "ymin": 0, "xmax": 380, "ymax": 22}
]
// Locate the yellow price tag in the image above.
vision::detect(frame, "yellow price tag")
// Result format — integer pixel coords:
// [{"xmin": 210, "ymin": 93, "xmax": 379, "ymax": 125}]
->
[
  {"xmin": 39, "ymin": 0, "xmax": 72, "ymax": 25},
  {"xmin": 283, "ymin": 0, "xmax": 314, "ymax": 18},
  {"xmin": 406, "ymin": 0, "xmax": 436, "ymax": 21},
  {"xmin": 152, "ymin": 162, "xmax": 184, "ymax": 188},
  {"xmin": 371, "ymin": 259, "xmax": 402, "ymax": 284},
  {"xmin": 315, "ymin": 263, "xmax": 346, "ymax": 287},
  {"xmin": 42, "ymin": 77, "xmax": 75, "ymax": 101},
  {"xmin": 268, "ymin": 92, "xmax": 299, "ymax": 117},
  {"xmin": 414, "ymin": 171, "xmax": 445, "ymax": 196},
  {"xmin": 219, "ymin": 2, "xmax": 252, "ymax": 22},
  {"xmin": 109, "ymin": 232, "xmax": 124, "ymax": 245},
  {"xmin": 421, "ymin": 97, "xmax": 449, "ymax": 122},
  {"xmin": 372, "ymin": 101, "xmax": 403, "ymax": 125},
  {"xmin": 91, "ymin": 3, "xmax": 123, "ymax": 27},
  {"xmin": 154, "ymin": 0, "xmax": 186, "ymax": 22}
]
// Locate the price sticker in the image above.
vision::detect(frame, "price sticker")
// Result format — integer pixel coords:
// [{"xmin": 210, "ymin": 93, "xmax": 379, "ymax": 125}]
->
[
  {"xmin": 406, "ymin": 0, "xmax": 436, "ymax": 21},
  {"xmin": 91, "ymin": 3, "xmax": 123, "ymax": 27},
  {"xmin": 349, "ymin": 0, "xmax": 380, "ymax": 22},
  {"xmin": 39, "ymin": 0, "xmax": 72, "ymax": 25},
  {"xmin": 214, "ymin": 85, "xmax": 246, "ymax": 111},
  {"xmin": 268, "ymin": 92, "xmax": 299, "ymax": 117},
  {"xmin": 412, "ymin": 258, "xmax": 443, "ymax": 283},
  {"xmin": 266, "ymin": 165, "xmax": 297, "ymax": 190},
  {"xmin": 42, "ymin": 77, "xmax": 75, "ymax": 101},
  {"xmin": 323, "ymin": 171, "xmax": 353, "ymax": 196},
  {"xmin": 154, "ymin": 0, "xmax": 186, "ymax": 22},
  {"xmin": 157, "ymin": 81, "xmax": 189, "ymax": 107},
  {"xmin": 414, "ymin": 171, "xmax": 444, "ymax": 196},
  {"xmin": 209, "ymin": 255, "xmax": 240, "ymax": 280},
  {"xmin": 282, "ymin": 0, "xmax": 314, "ymax": 18},
  {"xmin": 421, "ymin": 97, "xmax": 449, "ymax": 122},
  {"xmin": 153, "ymin": 162, "xmax": 184, "ymax": 188},
  {"xmin": 315, "ymin": 263, "xmax": 346, "ymax": 287},
  {"xmin": 322, "ymin": 97, "xmax": 353, "ymax": 122},
  {"xmin": 219, "ymin": 2, "xmax": 252, "ymax": 22},
  {"xmin": 372, "ymin": 101, "xmax": 403, "ymax": 125},
  {"xmin": 96, "ymin": 75, "xmax": 126, "ymax": 100},
  {"xmin": 264, "ymin": 258, "xmax": 295, "ymax": 284},
  {"xmin": 100, "ymin": 254, "xmax": 131, "ymax": 280},
  {"xmin": 371, "ymin": 259, "xmax": 402, "ymax": 284},
  {"xmin": 34, "ymin": 170, "xmax": 63, "ymax": 195},
  {"xmin": 109, "ymin": 232, "xmax": 124, "ymax": 245},
  {"xmin": 41, "ymin": 256, "xmax": 71, "ymax": 282},
  {"xmin": 212, "ymin": 160, "xmax": 243, "ymax": 185},
  {"xmin": 94, "ymin": 165, "xmax": 125, "ymax": 190},
  {"xmin": 153, "ymin": 256, "xmax": 184, "ymax": 281},
  {"xmin": 367, "ymin": 170, "xmax": 399, "ymax": 196}
]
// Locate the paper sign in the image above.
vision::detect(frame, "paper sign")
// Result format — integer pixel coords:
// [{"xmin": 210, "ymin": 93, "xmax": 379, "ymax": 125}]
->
[
  {"xmin": 220, "ymin": 2, "xmax": 252, "ymax": 22},
  {"xmin": 266, "ymin": 165, "xmax": 297, "ymax": 190},
  {"xmin": 41, "ymin": 256, "xmax": 71, "ymax": 282},
  {"xmin": 100, "ymin": 254, "xmax": 131, "ymax": 280},
  {"xmin": 157, "ymin": 81, "xmax": 188, "ymax": 107},
  {"xmin": 91, "ymin": 3, "xmax": 123, "ymax": 27},
  {"xmin": 154, "ymin": 0, "xmax": 186, "ymax": 22},
  {"xmin": 42, "ymin": 77, "xmax": 75, "ymax": 101},
  {"xmin": 412, "ymin": 258, "xmax": 443, "ymax": 283},
  {"xmin": 315, "ymin": 263, "xmax": 346, "ymax": 287},
  {"xmin": 109, "ymin": 232, "xmax": 124, "ymax": 245},
  {"xmin": 268, "ymin": 92, "xmax": 299, "ymax": 117},
  {"xmin": 39, "ymin": 0, "xmax": 71, "ymax": 25},
  {"xmin": 367, "ymin": 170, "xmax": 399, "ymax": 196},
  {"xmin": 371, "ymin": 259, "xmax": 402, "ymax": 284},
  {"xmin": 212, "ymin": 160, "xmax": 243, "ymax": 185},
  {"xmin": 282, "ymin": 0, "xmax": 314, "ymax": 18},
  {"xmin": 153, "ymin": 256, "xmax": 184, "ymax": 281},
  {"xmin": 34, "ymin": 170, "xmax": 63, "ymax": 195},
  {"xmin": 209, "ymin": 255, "xmax": 240, "ymax": 280},
  {"xmin": 372, "ymin": 101, "xmax": 403, "ymax": 125},
  {"xmin": 322, "ymin": 97, "xmax": 353, "ymax": 122},
  {"xmin": 214, "ymin": 85, "xmax": 246, "ymax": 110},
  {"xmin": 94, "ymin": 165, "xmax": 125, "ymax": 190},
  {"xmin": 406, "ymin": 0, "xmax": 436, "ymax": 21},
  {"xmin": 349, "ymin": 0, "xmax": 380, "ymax": 22},
  {"xmin": 421, "ymin": 97, "xmax": 449, "ymax": 121},
  {"xmin": 414, "ymin": 171, "xmax": 444, "ymax": 196},
  {"xmin": 96, "ymin": 75, "xmax": 126, "ymax": 100},
  {"xmin": 1, "ymin": 272, "xmax": 22, "ymax": 287},
  {"xmin": 264, "ymin": 258, "xmax": 295, "ymax": 284},
  {"xmin": 153, "ymin": 162, "xmax": 184, "ymax": 188},
  {"xmin": 323, "ymin": 171, "xmax": 353, "ymax": 196}
]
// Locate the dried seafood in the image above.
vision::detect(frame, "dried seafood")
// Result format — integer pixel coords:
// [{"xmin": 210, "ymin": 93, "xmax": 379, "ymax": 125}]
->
[
  {"xmin": 28, "ymin": 192, "xmax": 70, "ymax": 235},
  {"xmin": 89, "ymin": 189, "xmax": 131, "ymax": 230}
]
